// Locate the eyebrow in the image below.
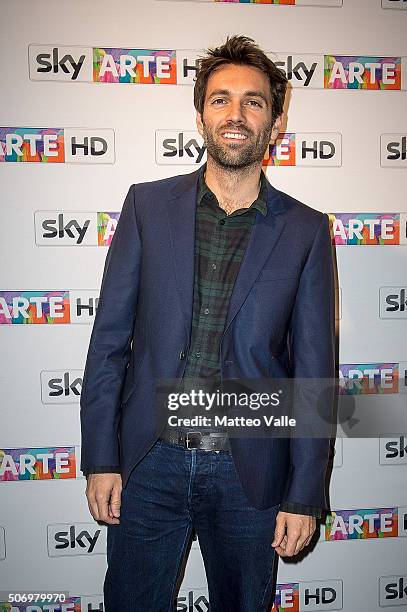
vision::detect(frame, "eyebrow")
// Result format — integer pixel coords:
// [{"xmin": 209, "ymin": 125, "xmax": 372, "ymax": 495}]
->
[{"xmin": 208, "ymin": 89, "xmax": 269, "ymax": 105}]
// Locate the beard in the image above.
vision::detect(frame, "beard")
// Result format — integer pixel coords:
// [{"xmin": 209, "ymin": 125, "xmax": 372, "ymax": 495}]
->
[{"xmin": 201, "ymin": 119, "xmax": 273, "ymax": 171}]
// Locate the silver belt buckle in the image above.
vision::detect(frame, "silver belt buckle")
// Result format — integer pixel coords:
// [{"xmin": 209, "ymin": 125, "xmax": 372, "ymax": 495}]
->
[{"xmin": 186, "ymin": 431, "xmax": 202, "ymax": 449}]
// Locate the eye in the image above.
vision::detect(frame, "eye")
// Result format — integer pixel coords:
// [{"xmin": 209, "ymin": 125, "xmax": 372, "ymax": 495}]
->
[
  {"xmin": 247, "ymin": 100, "xmax": 262, "ymax": 107},
  {"xmin": 212, "ymin": 98, "xmax": 227, "ymax": 104}
]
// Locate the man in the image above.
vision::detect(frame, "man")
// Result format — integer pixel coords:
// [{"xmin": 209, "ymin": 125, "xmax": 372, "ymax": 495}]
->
[{"xmin": 80, "ymin": 35, "xmax": 335, "ymax": 612}]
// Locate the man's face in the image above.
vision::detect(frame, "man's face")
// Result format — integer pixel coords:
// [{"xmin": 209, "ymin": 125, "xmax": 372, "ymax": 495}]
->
[{"xmin": 196, "ymin": 63, "xmax": 282, "ymax": 170}]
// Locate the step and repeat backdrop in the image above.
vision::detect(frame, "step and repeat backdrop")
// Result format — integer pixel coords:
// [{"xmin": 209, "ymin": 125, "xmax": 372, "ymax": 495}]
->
[{"xmin": 1, "ymin": 0, "xmax": 406, "ymax": 610}]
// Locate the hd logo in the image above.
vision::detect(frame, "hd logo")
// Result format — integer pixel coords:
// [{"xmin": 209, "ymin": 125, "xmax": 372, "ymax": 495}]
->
[
  {"xmin": 34, "ymin": 211, "xmax": 120, "ymax": 246},
  {"xmin": 41, "ymin": 370, "xmax": 83, "ymax": 404},
  {"xmin": 0, "ymin": 127, "xmax": 114, "ymax": 163},
  {"xmin": 273, "ymin": 579, "xmax": 343, "ymax": 611},
  {"xmin": 47, "ymin": 523, "xmax": 106, "ymax": 556},
  {"xmin": 0, "ymin": 290, "xmax": 99, "ymax": 324},
  {"xmin": 155, "ymin": 130, "xmax": 341, "ymax": 167},
  {"xmin": 29, "ymin": 46, "xmax": 407, "ymax": 90}
]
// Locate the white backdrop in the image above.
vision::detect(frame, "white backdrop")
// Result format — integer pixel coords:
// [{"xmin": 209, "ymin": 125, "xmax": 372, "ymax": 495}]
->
[{"xmin": 0, "ymin": 0, "xmax": 406, "ymax": 610}]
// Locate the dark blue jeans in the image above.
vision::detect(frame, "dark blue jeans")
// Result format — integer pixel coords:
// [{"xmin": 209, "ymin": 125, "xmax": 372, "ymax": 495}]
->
[{"xmin": 104, "ymin": 439, "xmax": 279, "ymax": 612}]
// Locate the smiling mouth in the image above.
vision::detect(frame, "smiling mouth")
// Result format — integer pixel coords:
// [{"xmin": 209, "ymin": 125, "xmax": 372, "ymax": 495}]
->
[{"xmin": 221, "ymin": 131, "xmax": 249, "ymax": 141}]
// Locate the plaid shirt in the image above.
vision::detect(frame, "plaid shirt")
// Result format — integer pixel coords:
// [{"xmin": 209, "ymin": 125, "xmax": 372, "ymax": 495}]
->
[{"xmin": 84, "ymin": 164, "xmax": 324, "ymax": 519}]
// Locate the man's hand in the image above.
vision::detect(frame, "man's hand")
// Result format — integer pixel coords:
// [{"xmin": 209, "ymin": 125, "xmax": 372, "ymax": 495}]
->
[
  {"xmin": 272, "ymin": 511, "xmax": 316, "ymax": 557},
  {"xmin": 85, "ymin": 473, "xmax": 122, "ymax": 525}
]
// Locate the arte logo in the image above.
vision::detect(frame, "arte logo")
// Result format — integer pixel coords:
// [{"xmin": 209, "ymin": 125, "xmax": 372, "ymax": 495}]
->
[
  {"xmin": 47, "ymin": 523, "xmax": 106, "ymax": 556},
  {"xmin": 176, "ymin": 588, "xmax": 209, "ymax": 611},
  {"xmin": 34, "ymin": 211, "xmax": 120, "ymax": 245},
  {"xmin": 379, "ymin": 575, "xmax": 407, "ymax": 606},
  {"xmin": 380, "ymin": 288, "xmax": 407, "ymax": 318},
  {"xmin": 380, "ymin": 435, "xmax": 407, "ymax": 464},
  {"xmin": 272, "ymin": 579, "xmax": 343, "ymax": 611},
  {"xmin": 263, "ymin": 133, "xmax": 341, "ymax": 166},
  {"xmin": 382, "ymin": 0, "xmax": 407, "ymax": 8},
  {"xmin": 0, "ymin": 527, "xmax": 5, "ymax": 560},
  {"xmin": 0, "ymin": 127, "xmax": 115, "ymax": 163},
  {"xmin": 0, "ymin": 447, "xmax": 76, "ymax": 481},
  {"xmin": 325, "ymin": 56, "xmax": 402, "ymax": 89},
  {"xmin": 41, "ymin": 370, "xmax": 83, "ymax": 404},
  {"xmin": 155, "ymin": 130, "xmax": 341, "ymax": 166},
  {"xmin": 0, "ymin": 290, "xmax": 99, "ymax": 324},
  {"xmin": 324, "ymin": 506, "xmax": 407, "ymax": 540},
  {"xmin": 338, "ymin": 362, "xmax": 405, "ymax": 394},
  {"xmin": 328, "ymin": 213, "xmax": 407, "ymax": 245},
  {"xmin": 381, "ymin": 135, "xmax": 407, "ymax": 167}
]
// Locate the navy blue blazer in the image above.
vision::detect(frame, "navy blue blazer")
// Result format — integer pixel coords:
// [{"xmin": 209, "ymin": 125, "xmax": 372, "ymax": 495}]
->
[{"xmin": 80, "ymin": 166, "xmax": 335, "ymax": 511}]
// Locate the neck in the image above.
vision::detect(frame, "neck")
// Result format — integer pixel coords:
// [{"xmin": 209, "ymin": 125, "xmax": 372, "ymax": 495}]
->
[{"xmin": 204, "ymin": 157, "xmax": 263, "ymax": 215}]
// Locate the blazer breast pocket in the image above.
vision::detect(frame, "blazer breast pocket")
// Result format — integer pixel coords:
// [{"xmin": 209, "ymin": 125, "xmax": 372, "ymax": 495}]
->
[{"xmin": 255, "ymin": 268, "xmax": 298, "ymax": 282}]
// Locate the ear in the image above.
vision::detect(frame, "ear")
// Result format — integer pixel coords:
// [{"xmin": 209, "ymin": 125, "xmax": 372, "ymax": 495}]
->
[
  {"xmin": 270, "ymin": 114, "xmax": 283, "ymax": 142},
  {"xmin": 196, "ymin": 110, "xmax": 204, "ymax": 137}
]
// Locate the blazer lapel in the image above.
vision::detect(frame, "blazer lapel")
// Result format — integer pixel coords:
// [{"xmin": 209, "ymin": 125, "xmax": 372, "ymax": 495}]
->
[{"xmin": 223, "ymin": 178, "xmax": 287, "ymax": 335}]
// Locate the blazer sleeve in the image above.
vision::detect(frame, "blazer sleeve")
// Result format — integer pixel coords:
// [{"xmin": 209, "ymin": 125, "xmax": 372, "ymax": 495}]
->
[
  {"xmin": 80, "ymin": 184, "xmax": 141, "ymax": 474},
  {"xmin": 283, "ymin": 212, "xmax": 335, "ymax": 509}
]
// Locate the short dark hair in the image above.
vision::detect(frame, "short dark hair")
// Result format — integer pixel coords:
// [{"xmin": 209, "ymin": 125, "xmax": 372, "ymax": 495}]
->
[{"xmin": 194, "ymin": 35, "xmax": 288, "ymax": 126}]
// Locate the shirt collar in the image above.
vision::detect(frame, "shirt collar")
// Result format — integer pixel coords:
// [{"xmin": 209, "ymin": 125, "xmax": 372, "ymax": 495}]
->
[{"xmin": 197, "ymin": 163, "xmax": 268, "ymax": 217}]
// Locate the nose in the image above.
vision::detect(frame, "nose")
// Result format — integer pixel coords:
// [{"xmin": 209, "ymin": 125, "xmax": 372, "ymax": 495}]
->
[{"xmin": 225, "ymin": 98, "xmax": 245, "ymax": 124}]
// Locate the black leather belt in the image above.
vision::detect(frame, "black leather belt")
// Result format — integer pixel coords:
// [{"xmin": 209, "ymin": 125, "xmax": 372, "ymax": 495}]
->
[{"xmin": 159, "ymin": 429, "xmax": 231, "ymax": 452}]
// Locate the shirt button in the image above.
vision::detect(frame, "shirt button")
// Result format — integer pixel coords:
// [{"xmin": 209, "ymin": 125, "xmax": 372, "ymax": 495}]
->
[
  {"xmin": 204, "ymin": 308, "xmax": 210, "ymax": 315},
  {"xmin": 219, "ymin": 219, "xmax": 225, "ymax": 225},
  {"xmin": 179, "ymin": 350, "xmax": 186, "ymax": 360},
  {"xmin": 195, "ymin": 352, "xmax": 201, "ymax": 359},
  {"xmin": 212, "ymin": 263, "xmax": 217, "ymax": 270}
]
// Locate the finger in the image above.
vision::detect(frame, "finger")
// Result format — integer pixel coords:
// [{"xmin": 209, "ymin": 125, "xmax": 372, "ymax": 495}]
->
[
  {"xmin": 283, "ymin": 529, "xmax": 301, "ymax": 557},
  {"xmin": 86, "ymin": 487, "xmax": 100, "ymax": 522},
  {"xmin": 96, "ymin": 492, "xmax": 119, "ymax": 525},
  {"xmin": 109, "ymin": 485, "xmax": 122, "ymax": 518},
  {"xmin": 272, "ymin": 514, "xmax": 287, "ymax": 547}
]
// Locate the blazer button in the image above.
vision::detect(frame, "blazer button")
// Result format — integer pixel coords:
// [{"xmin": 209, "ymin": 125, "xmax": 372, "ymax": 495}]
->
[{"xmin": 179, "ymin": 350, "xmax": 186, "ymax": 360}]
